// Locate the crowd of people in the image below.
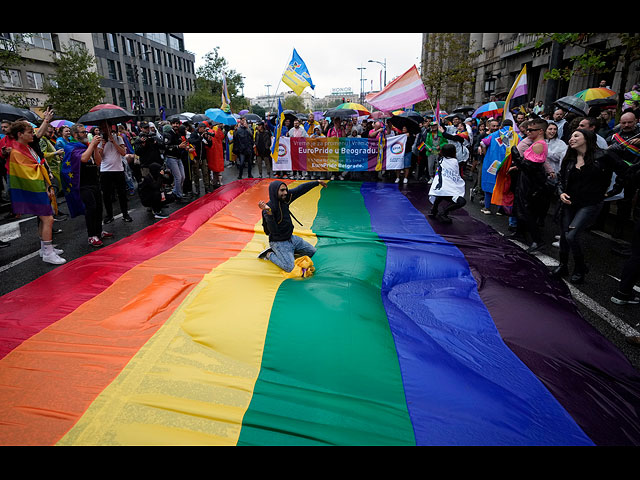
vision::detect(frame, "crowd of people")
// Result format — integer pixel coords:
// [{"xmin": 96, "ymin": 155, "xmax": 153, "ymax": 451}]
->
[{"xmin": 1, "ymin": 95, "xmax": 639, "ymax": 312}]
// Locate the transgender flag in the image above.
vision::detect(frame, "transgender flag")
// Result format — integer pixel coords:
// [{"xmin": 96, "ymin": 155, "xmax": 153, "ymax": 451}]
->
[{"xmin": 366, "ymin": 65, "xmax": 428, "ymax": 111}]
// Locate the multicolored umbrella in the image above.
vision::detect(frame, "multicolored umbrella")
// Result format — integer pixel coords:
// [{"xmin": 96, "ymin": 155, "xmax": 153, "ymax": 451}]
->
[
  {"xmin": 472, "ymin": 101, "xmax": 505, "ymax": 118},
  {"xmin": 1, "ymin": 180, "xmax": 639, "ymax": 446},
  {"xmin": 574, "ymin": 87, "xmax": 616, "ymax": 102},
  {"xmin": 336, "ymin": 102, "xmax": 370, "ymax": 116}
]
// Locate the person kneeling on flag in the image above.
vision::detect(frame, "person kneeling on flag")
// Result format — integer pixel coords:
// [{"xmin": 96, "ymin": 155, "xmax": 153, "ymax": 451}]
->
[
  {"xmin": 428, "ymin": 143, "xmax": 467, "ymax": 223},
  {"xmin": 258, "ymin": 179, "xmax": 326, "ymax": 272}
]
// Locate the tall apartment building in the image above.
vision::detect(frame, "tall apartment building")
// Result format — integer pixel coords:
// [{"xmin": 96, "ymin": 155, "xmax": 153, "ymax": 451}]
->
[
  {"xmin": 421, "ymin": 33, "xmax": 639, "ymax": 114},
  {"xmin": 95, "ymin": 33, "xmax": 196, "ymax": 121},
  {"xmin": 0, "ymin": 33, "xmax": 95, "ymax": 115},
  {"xmin": 0, "ymin": 33, "xmax": 196, "ymax": 122}
]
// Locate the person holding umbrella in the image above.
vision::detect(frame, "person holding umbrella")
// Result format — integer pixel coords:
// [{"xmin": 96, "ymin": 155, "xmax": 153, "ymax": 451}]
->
[{"xmin": 98, "ymin": 120, "xmax": 132, "ymax": 224}]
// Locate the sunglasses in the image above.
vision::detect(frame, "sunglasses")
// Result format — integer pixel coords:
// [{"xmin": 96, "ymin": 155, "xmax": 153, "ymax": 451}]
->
[{"xmin": 526, "ymin": 128, "xmax": 542, "ymax": 132}]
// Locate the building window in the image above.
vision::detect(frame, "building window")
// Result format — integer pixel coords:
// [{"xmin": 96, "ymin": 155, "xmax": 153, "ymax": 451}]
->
[
  {"xmin": 146, "ymin": 33, "xmax": 167, "ymax": 46},
  {"xmin": 23, "ymin": 33, "xmax": 54, "ymax": 50},
  {"xmin": 107, "ymin": 59, "xmax": 118, "ymax": 80},
  {"xmin": 104, "ymin": 33, "xmax": 118, "ymax": 53},
  {"xmin": 26, "ymin": 71, "xmax": 44, "ymax": 90},
  {"xmin": 1, "ymin": 69, "xmax": 22, "ymax": 88}
]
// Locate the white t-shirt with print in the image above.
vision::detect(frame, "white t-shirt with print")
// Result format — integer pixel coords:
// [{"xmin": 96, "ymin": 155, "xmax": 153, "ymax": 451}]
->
[{"xmin": 100, "ymin": 133, "xmax": 125, "ymax": 172}]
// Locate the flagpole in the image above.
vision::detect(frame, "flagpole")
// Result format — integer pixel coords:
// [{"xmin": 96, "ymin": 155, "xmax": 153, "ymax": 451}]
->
[{"xmin": 269, "ymin": 49, "xmax": 296, "ymax": 112}]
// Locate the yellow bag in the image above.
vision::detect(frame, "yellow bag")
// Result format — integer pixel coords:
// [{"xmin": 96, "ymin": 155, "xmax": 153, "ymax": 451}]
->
[{"xmin": 282, "ymin": 256, "xmax": 315, "ymax": 279}]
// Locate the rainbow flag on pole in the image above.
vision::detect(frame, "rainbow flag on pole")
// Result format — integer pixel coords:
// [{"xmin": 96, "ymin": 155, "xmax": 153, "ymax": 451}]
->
[
  {"xmin": 366, "ymin": 65, "xmax": 428, "ymax": 112},
  {"xmin": 1, "ymin": 180, "xmax": 639, "ymax": 446}
]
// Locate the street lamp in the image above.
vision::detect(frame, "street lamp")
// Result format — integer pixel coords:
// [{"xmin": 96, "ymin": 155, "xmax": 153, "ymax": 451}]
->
[
  {"xmin": 368, "ymin": 58, "xmax": 387, "ymax": 89},
  {"xmin": 357, "ymin": 66, "xmax": 366, "ymax": 103}
]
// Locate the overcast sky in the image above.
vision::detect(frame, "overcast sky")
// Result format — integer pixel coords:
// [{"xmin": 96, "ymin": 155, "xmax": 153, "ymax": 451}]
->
[{"xmin": 182, "ymin": 33, "xmax": 423, "ymax": 100}]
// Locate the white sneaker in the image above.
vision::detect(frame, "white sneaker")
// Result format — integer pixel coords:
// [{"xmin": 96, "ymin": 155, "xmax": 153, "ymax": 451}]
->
[
  {"xmin": 427, "ymin": 178, "xmax": 433, "ymax": 184},
  {"xmin": 552, "ymin": 241, "xmax": 560, "ymax": 248},
  {"xmin": 42, "ymin": 251, "xmax": 66, "ymax": 265},
  {"xmin": 554, "ymin": 235, "xmax": 560, "ymax": 240},
  {"xmin": 403, "ymin": 178, "xmax": 408, "ymax": 184},
  {"xmin": 395, "ymin": 178, "xmax": 400, "ymax": 183},
  {"xmin": 39, "ymin": 246, "xmax": 63, "ymax": 257}
]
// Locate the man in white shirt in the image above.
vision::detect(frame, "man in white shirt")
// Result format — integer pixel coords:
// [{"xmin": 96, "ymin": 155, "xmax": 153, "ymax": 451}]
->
[{"xmin": 98, "ymin": 122, "xmax": 132, "ymax": 223}]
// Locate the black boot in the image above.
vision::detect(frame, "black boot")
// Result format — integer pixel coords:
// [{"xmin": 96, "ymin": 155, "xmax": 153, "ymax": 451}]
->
[
  {"xmin": 570, "ymin": 255, "xmax": 588, "ymax": 284},
  {"xmin": 551, "ymin": 251, "xmax": 569, "ymax": 278}
]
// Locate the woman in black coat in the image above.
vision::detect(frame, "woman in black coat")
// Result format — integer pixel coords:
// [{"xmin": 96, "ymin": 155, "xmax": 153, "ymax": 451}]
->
[{"xmin": 552, "ymin": 128, "xmax": 628, "ymax": 284}]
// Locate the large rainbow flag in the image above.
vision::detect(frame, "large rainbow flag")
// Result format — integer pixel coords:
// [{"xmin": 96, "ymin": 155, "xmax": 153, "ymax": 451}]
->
[{"xmin": 1, "ymin": 180, "xmax": 639, "ymax": 446}]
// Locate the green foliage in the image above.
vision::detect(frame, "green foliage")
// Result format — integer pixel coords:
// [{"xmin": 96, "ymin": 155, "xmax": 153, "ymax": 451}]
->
[
  {"xmin": 184, "ymin": 46, "xmax": 246, "ymax": 113},
  {"xmin": 283, "ymin": 95, "xmax": 305, "ymax": 112},
  {"xmin": 43, "ymin": 43, "xmax": 104, "ymax": 121}
]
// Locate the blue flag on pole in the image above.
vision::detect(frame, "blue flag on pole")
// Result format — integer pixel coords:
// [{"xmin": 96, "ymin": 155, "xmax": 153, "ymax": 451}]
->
[{"xmin": 282, "ymin": 49, "xmax": 315, "ymax": 96}]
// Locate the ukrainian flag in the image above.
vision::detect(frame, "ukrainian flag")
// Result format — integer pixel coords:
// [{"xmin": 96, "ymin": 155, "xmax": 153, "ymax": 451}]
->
[{"xmin": 282, "ymin": 49, "xmax": 315, "ymax": 96}]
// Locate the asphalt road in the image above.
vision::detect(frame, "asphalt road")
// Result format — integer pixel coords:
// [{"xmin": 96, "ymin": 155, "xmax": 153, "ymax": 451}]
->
[{"xmin": 1, "ymin": 161, "xmax": 639, "ymax": 370}]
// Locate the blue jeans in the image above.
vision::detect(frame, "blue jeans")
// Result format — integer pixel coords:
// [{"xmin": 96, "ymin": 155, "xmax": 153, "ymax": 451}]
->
[
  {"xmin": 166, "ymin": 156, "xmax": 185, "ymax": 198},
  {"xmin": 268, "ymin": 235, "xmax": 316, "ymax": 272}
]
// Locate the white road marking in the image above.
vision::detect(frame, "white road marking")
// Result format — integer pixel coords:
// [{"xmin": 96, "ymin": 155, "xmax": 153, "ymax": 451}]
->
[{"xmin": 506, "ymin": 236, "xmax": 640, "ymax": 336}]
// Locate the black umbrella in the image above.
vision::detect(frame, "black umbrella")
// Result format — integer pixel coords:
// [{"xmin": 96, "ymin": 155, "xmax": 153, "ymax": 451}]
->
[
  {"xmin": 324, "ymin": 108, "xmax": 357, "ymax": 119},
  {"xmin": 0, "ymin": 102, "xmax": 30, "ymax": 121},
  {"xmin": 587, "ymin": 97, "xmax": 617, "ymax": 109},
  {"xmin": 453, "ymin": 106, "xmax": 475, "ymax": 114},
  {"xmin": 396, "ymin": 110, "xmax": 424, "ymax": 123},
  {"xmin": 389, "ymin": 114, "xmax": 421, "ymax": 134},
  {"xmin": 19, "ymin": 108, "xmax": 42, "ymax": 123},
  {"xmin": 244, "ymin": 113, "xmax": 262, "ymax": 123},
  {"xmin": 555, "ymin": 96, "xmax": 589, "ymax": 116},
  {"xmin": 191, "ymin": 114, "xmax": 211, "ymax": 123},
  {"xmin": 77, "ymin": 105, "xmax": 135, "ymax": 124}
]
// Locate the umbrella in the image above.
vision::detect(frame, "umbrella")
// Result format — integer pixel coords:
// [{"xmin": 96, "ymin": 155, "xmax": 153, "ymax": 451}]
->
[
  {"xmin": 191, "ymin": 114, "xmax": 211, "ymax": 123},
  {"xmin": 555, "ymin": 96, "xmax": 589, "ymax": 116},
  {"xmin": 204, "ymin": 108, "xmax": 237, "ymax": 126},
  {"xmin": 336, "ymin": 102, "xmax": 371, "ymax": 116},
  {"xmin": 313, "ymin": 111, "xmax": 324, "ymax": 121},
  {"xmin": 389, "ymin": 114, "xmax": 421, "ymax": 134},
  {"xmin": 0, "ymin": 102, "xmax": 31, "ymax": 121},
  {"xmin": 453, "ymin": 106, "xmax": 475, "ymax": 114},
  {"xmin": 324, "ymin": 108, "xmax": 357, "ymax": 119},
  {"xmin": 77, "ymin": 104, "xmax": 134, "ymax": 124},
  {"xmin": 243, "ymin": 113, "xmax": 262, "ymax": 123},
  {"xmin": 238, "ymin": 109, "xmax": 249, "ymax": 115},
  {"xmin": 586, "ymin": 98, "xmax": 617, "ymax": 109},
  {"xmin": 574, "ymin": 88, "xmax": 616, "ymax": 102},
  {"xmin": 472, "ymin": 101, "xmax": 505, "ymax": 118},
  {"xmin": 178, "ymin": 112, "xmax": 196, "ymax": 119},
  {"xmin": 19, "ymin": 109, "xmax": 41, "ymax": 123},
  {"xmin": 50, "ymin": 119, "xmax": 74, "ymax": 128},
  {"xmin": 395, "ymin": 110, "xmax": 424, "ymax": 123}
]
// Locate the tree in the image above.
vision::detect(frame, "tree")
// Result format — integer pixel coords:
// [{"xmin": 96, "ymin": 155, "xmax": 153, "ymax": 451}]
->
[
  {"xmin": 531, "ymin": 33, "xmax": 640, "ymax": 121},
  {"xmin": 283, "ymin": 95, "xmax": 305, "ymax": 112},
  {"xmin": 0, "ymin": 34, "xmax": 33, "ymax": 107},
  {"xmin": 184, "ymin": 46, "xmax": 247, "ymax": 113},
  {"xmin": 421, "ymin": 33, "xmax": 480, "ymax": 111},
  {"xmin": 43, "ymin": 43, "xmax": 104, "ymax": 121}
]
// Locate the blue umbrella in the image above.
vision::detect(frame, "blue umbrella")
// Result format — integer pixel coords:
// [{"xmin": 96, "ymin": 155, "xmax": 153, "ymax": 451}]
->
[{"xmin": 205, "ymin": 108, "xmax": 237, "ymax": 126}]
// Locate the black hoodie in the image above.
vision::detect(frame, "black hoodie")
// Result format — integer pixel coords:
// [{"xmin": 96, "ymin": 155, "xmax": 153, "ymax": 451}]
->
[{"xmin": 262, "ymin": 180, "xmax": 320, "ymax": 242}]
